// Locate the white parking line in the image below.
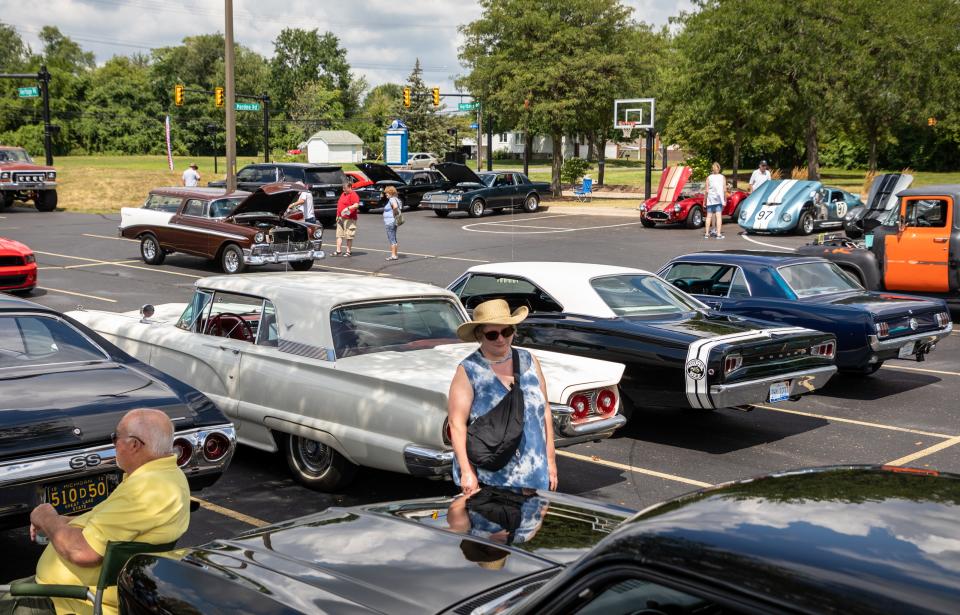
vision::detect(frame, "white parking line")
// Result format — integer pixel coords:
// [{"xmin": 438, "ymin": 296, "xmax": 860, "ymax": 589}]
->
[
  {"xmin": 318, "ymin": 263, "xmax": 392, "ymax": 276},
  {"xmin": 463, "ymin": 220, "xmax": 646, "ymax": 235},
  {"xmin": 352, "ymin": 246, "xmax": 489, "ymax": 263},
  {"xmin": 738, "ymin": 233, "xmax": 796, "ymax": 252},
  {"xmin": 82, "ymin": 233, "xmax": 138, "ymax": 243},
  {"xmin": 753, "ymin": 404, "xmax": 955, "ymax": 439},
  {"xmin": 40, "ymin": 287, "xmax": 117, "ymax": 303},
  {"xmin": 883, "ymin": 364, "xmax": 960, "ymax": 378},
  {"xmin": 34, "ymin": 250, "xmax": 202, "ymax": 279},
  {"xmin": 557, "ymin": 450, "xmax": 713, "ymax": 488},
  {"xmin": 191, "ymin": 497, "xmax": 269, "ymax": 528},
  {"xmin": 885, "ymin": 436, "xmax": 960, "ymax": 467}
]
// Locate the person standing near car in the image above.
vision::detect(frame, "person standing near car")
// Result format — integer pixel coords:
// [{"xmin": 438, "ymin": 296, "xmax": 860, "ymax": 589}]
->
[
  {"xmin": 181, "ymin": 163, "xmax": 200, "ymax": 187},
  {"xmin": 382, "ymin": 185, "xmax": 401, "ymax": 261},
  {"xmin": 287, "ymin": 186, "xmax": 316, "ymax": 224},
  {"xmin": 749, "ymin": 160, "xmax": 771, "ymax": 192},
  {"xmin": 447, "ymin": 299, "xmax": 558, "ymax": 497},
  {"xmin": 704, "ymin": 162, "xmax": 726, "ymax": 239},
  {"xmin": 335, "ymin": 182, "xmax": 359, "ymax": 256}
]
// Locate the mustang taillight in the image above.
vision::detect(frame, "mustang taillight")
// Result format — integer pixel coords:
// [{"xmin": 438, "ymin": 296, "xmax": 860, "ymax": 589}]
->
[
  {"xmin": 569, "ymin": 394, "xmax": 591, "ymax": 421},
  {"xmin": 173, "ymin": 438, "xmax": 193, "ymax": 467},
  {"xmin": 936, "ymin": 312, "xmax": 950, "ymax": 328},
  {"xmin": 723, "ymin": 354, "xmax": 742, "ymax": 374},
  {"xmin": 202, "ymin": 433, "xmax": 230, "ymax": 462},
  {"xmin": 810, "ymin": 341, "xmax": 836, "ymax": 359},
  {"xmin": 876, "ymin": 321, "xmax": 890, "ymax": 338},
  {"xmin": 596, "ymin": 389, "xmax": 617, "ymax": 415}
]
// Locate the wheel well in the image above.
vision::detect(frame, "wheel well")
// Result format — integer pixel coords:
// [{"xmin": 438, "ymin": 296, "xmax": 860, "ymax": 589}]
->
[
  {"xmin": 215, "ymin": 241, "xmax": 239, "ymax": 261},
  {"xmin": 525, "ymin": 192, "xmax": 539, "ymax": 201}
]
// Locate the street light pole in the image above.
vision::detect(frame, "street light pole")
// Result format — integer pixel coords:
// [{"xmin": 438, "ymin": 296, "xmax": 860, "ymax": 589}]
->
[{"xmin": 224, "ymin": 0, "xmax": 237, "ymax": 192}]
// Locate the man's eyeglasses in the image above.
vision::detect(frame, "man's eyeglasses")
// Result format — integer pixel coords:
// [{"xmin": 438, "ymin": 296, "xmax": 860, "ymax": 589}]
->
[
  {"xmin": 482, "ymin": 326, "xmax": 515, "ymax": 341},
  {"xmin": 111, "ymin": 432, "xmax": 145, "ymax": 446}
]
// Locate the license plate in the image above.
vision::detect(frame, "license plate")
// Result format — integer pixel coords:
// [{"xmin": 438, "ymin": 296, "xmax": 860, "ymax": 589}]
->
[
  {"xmin": 898, "ymin": 342, "xmax": 917, "ymax": 359},
  {"xmin": 326, "ymin": 190, "xmax": 335, "ymax": 197},
  {"xmin": 768, "ymin": 381, "xmax": 790, "ymax": 403},
  {"xmin": 44, "ymin": 474, "xmax": 112, "ymax": 515}
]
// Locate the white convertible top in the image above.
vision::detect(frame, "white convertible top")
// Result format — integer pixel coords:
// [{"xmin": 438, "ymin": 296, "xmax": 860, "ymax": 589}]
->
[{"xmin": 462, "ymin": 262, "xmax": 653, "ymax": 319}]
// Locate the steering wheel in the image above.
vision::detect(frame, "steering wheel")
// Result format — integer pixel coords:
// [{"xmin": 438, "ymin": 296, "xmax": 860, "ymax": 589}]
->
[
  {"xmin": 672, "ymin": 279, "xmax": 691, "ymax": 291},
  {"xmin": 205, "ymin": 313, "xmax": 255, "ymax": 342}
]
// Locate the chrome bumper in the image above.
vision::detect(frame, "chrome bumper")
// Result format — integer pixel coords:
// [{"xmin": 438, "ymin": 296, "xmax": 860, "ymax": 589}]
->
[
  {"xmin": 868, "ymin": 322, "xmax": 952, "ymax": 352},
  {"xmin": 404, "ymin": 445, "xmax": 453, "ymax": 477},
  {"xmin": 709, "ymin": 366, "xmax": 838, "ymax": 408},
  {"xmin": 244, "ymin": 246, "xmax": 324, "ymax": 265},
  {"xmin": 552, "ymin": 404, "xmax": 627, "ymax": 444},
  {"xmin": 1, "ymin": 181, "xmax": 56, "ymax": 191}
]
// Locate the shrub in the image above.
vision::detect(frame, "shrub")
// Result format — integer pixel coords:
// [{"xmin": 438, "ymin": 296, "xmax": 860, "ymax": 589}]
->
[
  {"xmin": 560, "ymin": 157, "xmax": 591, "ymax": 185},
  {"xmin": 685, "ymin": 155, "xmax": 711, "ymax": 181}
]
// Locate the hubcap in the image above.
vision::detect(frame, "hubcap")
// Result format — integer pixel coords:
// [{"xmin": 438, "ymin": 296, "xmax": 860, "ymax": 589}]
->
[
  {"xmin": 526, "ymin": 197, "xmax": 537, "ymax": 211},
  {"xmin": 804, "ymin": 216, "xmax": 813, "ymax": 232},
  {"xmin": 143, "ymin": 239, "xmax": 156, "ymax": 259},
  {"xmin": 224, "ymin": 250, "xmax": 240, "ymax": 272},
  {"xmin": 692, "ymin": 211, "xmax": 702, "ymax": 225},
  {"xmin": 473, "ymin": 202, "xmax": 483, "ymax": 216},
  {"xmin": 295, "ymin": 437, "xmax": 333, "ymax": 475}
]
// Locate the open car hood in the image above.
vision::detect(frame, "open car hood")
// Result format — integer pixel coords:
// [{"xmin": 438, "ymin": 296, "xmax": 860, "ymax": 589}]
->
[
  {"xmin": 228, "ymin": 182, "xmax": 306, "ymax": 217},
  {"xmin": 646, "ymin": 165, "xmax": 691, "ymax": 211},
  {"xmin": 865, "ymin": 173, "xmax": 913, "ymax": 212},
  {"xmin": 356, "ymin": 163, "xmax": 405, "ymax": 184},
  {"xmin": 435, "ymin": 162, "xmax": 483, "ymax": 185}
]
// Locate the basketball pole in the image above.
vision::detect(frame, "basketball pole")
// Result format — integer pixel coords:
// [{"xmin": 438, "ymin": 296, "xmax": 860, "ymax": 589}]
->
[{"xmin": 645, "ymin": 129, "xmax": 654, "ymax": 199}]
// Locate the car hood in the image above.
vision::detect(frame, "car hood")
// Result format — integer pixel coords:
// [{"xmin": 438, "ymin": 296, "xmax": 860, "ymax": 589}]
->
[
  {"xmin": 0, "ymin": 237, "xmax": 32, "ymax": 255},
  {"xmin": 435, "ymin": 162, "xmax": 483, "ymax": 185},
  {"xmin": 356, "ymin": 163, "xmax": 405, "ymax": 184},
  {"xmin": 808, "ymin": 290, "xmax": 948, "ymax": 316},
  {"xmin": 0, "ymin": 362, "xmax": 198, "ymax": 461},
  {"xmin": 0, "ymin": 161, "xmax": 54, "ymax": 172},
  {"xmin": 124, "ymin": 491, "xmax": 631, "ymax": 615},
  {"xmin": 228, "ymin": 182, "xmax": 306, "ymax": 217},
  {"xmin": 645, "ymin": 165, "xmax": 692, "ymax": 211},
  {"xmin": 866, "ymin": 173, "xmax": 913, "ymax": 212}
]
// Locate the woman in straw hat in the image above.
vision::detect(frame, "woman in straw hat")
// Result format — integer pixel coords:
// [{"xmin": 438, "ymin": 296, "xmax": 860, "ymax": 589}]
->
[{"xmin": 448, "ymin": 299, "xmax": 558, "ymax": 497}]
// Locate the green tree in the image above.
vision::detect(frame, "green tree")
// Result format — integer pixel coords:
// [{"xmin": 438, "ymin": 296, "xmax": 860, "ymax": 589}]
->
[
  {"xmin": 352, "ymin": 83, "xmax": 404, "ymax": 159},
  {"xmin": 269, "ymin": 28, "xmax": 359, "ymax": 117},
  {"xmin": 398, "ymin": 60, "xmax": 448, "ymax": 155},
  {"xmin": 0, "ymin": 22, "xmax": 30, "ymax": 71}
]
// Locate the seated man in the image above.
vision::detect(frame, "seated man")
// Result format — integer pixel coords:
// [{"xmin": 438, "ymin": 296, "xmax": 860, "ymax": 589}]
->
[{"xmin": 1, "ymin": 408, "xmax": 190, "ymax": 615}]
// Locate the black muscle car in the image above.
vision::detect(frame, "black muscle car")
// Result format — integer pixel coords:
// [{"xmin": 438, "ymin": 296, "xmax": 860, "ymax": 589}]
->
[
  {"xmin": 421, "ymin": 163, "xmax": 550, "ymax": 218},
  {"xmin": 448, "ymin": 262, "xmax": 838, "ymax": 416},
  {"xmin": 354, "ymin": 163, "xmax": 453, "ymax": 212},
  {"xmin": 0, "ymin": 296, "xmax": 235, "ymax": 529},
  {"xmin": 116, "ymin": 467, "xmax": 960, "ymax": 614}
]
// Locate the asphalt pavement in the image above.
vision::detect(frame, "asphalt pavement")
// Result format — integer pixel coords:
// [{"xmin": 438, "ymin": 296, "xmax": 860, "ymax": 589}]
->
[{"xmin": 2, "ymin": 202, "xmax": 958, "ymax": 579}]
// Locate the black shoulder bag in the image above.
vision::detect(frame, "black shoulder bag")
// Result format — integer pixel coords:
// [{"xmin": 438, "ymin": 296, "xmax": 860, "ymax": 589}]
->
[{"xmin": 467, "ymin": 348, "xmax": 525, "ymax": 471}]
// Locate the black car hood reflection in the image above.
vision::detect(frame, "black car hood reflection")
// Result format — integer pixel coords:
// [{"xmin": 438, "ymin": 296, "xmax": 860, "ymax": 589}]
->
[
  {"xmin": 434, "ymin": 162, "xmax": 483, "ymax": 185},
  {"xmin": 356, "ymin": 163, "xmax": 404, "ymax": 184}
]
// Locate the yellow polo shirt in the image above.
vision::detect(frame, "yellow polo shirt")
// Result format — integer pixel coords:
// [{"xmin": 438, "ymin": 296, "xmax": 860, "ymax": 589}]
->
[{"xmin": 35, "ymin": 455, "xmax": 190, "ymax": 615}]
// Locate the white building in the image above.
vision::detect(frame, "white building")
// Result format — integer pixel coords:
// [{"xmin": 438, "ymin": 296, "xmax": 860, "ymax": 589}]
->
[{"xmin": 305, "ymin": 130, "xmax": 364, "ymax": 164}]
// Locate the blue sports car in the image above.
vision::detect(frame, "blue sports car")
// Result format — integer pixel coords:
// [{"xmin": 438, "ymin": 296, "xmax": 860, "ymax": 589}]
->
[
  {"xmin": 738, "ymin": 179, "xmax": 864, "ymax": 235},
  {"xmin": 658, "ymin": 251, "xmax": 953, "ymax": 374}
]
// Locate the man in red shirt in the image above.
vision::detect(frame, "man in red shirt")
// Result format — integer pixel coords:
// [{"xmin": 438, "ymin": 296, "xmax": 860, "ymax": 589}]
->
[{"xmin": 335, "ymin": 182, "xmax": 360, "ymax": 256}]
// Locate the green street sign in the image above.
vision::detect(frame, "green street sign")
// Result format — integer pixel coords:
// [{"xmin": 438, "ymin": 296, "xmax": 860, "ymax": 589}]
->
[
  {"xmin": 17, "ymin": 86, "xmax": 40, "ymax": 98},
  {"xmin": 458, "ymin": 102, "xmax": 478, "ymax": 111},
  {"xmin": 235, "ymin": 102, "xmax": 261, "ymax": 111}
]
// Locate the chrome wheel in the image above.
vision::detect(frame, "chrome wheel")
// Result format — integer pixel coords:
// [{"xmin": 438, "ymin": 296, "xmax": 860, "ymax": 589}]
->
[
  {"xmin": 523, "ymin": 195, "xmax": 539, "ymax": 213},
  {"xmin": 293, "ymin": 436, "xmax": 333, "ymax": 476},
  {"xmin": 140, "ymin": 235, "xmax": 165, "ymax": 265},
  {"xmin": 469, "ymin": 199, "xmax": 485, "ymax": 218},
  {"xmin": 220, "ymin": 244, "xmax": 245, "ymax": 274},
  {"xmin": 283, "ymin": 433, "xmax": 358, "ymax": 490},
  {"xmin": 143, "ymin": 239, "xmax": 157, "ymax": 260}
]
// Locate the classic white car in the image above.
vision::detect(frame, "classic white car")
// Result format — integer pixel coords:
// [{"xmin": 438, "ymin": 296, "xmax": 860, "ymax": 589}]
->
[{"xmin": 67, "ymin": 273, "xmax": 626, "ymax": 491}]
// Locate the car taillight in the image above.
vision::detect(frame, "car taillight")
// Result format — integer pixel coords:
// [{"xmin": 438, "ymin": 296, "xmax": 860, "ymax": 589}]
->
[
  {"xmin": 569, "ymin": 394, "xmax": 591, "ymax": 421},
  {"xmin": 876, "ymin": 321, "xmax": 890, "ymax": 338},
  {"xmin": 442, "ymin": 418, "xmax": 452, "ymax": 445},
  {"xmin": 596, "ymin": 389, "xmax": 617, "ymax": 415},
  {"xmin": 173, "ymin": 438, "xmax": 193, "ymax": 467},
  {"xmin": 810, "ymin": 341, "xmax": 835, "ymax": 358},
  {"xmin": 936, "ymin": 312, "xmax": 950, "ymax": 328},
  {"xmin": 202, "ymin": 433, "xmax": 230, "ymax": 462},
  {"xmin": 724, "ymin": 354, "xmax": 742, "ymax": 375}
]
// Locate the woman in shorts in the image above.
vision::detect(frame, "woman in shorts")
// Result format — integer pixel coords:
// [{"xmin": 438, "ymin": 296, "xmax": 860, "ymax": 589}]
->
[{"xmin": 383, "ymin": 185, "xmax": 401, "ymax": 261}]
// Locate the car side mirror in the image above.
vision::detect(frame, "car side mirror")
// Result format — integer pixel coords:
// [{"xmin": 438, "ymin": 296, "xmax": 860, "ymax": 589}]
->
[{"xmin": 140, "ymin": 304, "xmax": 155, "ymax": 320}]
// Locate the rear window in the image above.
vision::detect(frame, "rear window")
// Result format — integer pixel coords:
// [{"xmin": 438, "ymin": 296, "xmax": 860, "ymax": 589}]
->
[
  {"xmin": 330, "ymin": 299, "xmax": 463, "ymax": 359},
  {"xmin": 0, "ymin": 315, "xmax": 107, "ymax": 369},
  {"xmin": 778, "ymin": 262, "xmax": 861, "ymax": 298},
  {"xmin": 144, "ymin": 194, "xmax": 182, "ymax": 212},
  {"xmin": 305, "ymin": 168, "xmax": 347, "ymax": 185},
  {"xmin": 590, "ymin": 274, "xmax": 705, "ymax": 316}
]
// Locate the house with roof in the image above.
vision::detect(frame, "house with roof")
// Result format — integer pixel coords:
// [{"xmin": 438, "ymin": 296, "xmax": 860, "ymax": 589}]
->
[{"xmin": 304, "ymin": 130, "xmax": 364, "ymax": 164}]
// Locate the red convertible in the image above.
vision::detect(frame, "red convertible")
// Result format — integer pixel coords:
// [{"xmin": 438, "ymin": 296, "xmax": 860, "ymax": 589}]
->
[
  {"xmin": 640, "ymin": 165, "xmax": 747, "ymax": 229},
  {"xmin": 0, "ymin": 237, "xmax": 37, "ymax": 294}
]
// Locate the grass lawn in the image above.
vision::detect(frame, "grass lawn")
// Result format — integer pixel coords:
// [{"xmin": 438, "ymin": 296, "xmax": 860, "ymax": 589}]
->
[{"xmin": 14, "ymin": 155, "xmax": 960, "ymax": 214}]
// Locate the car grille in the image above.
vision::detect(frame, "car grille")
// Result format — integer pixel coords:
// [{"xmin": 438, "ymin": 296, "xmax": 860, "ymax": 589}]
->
[
  {"xmin": 14, "ymin": 172, "xmax": 47, "ymax": 183},
  {"xmin": 251, "ymin": 241, "xmax": 312, "ymax": 255},
  {"xmin": 646, "ymin": 211, "xmax": 669, "ymax": 220},
  {"xmin": 0, "ymin": 255, "xmax": 25, "ymax": 266},
  {"xmin": 0, "ymin": 274, "xmax": 27, "ymax": 287}
]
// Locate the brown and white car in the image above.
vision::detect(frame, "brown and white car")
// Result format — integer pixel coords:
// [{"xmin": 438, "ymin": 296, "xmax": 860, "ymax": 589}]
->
[
  {"xmin": 0, "ymin": 146, "xmax": 57, "ymax": 212},
  {"xmin": 120, "ymin": 182, "xmax": 324, "ymax": 274}
]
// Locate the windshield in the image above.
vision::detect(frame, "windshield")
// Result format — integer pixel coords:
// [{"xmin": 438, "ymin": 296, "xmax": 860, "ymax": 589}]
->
[
  {"xmin": 0, "ymin": 148, "xmax": 33, "ymax": 163},
  {"xmin": 210, "ymin": 197, "xmax": 244, "ymax": 217},
  {"xmin": 477, "ymin": 175, "xmax": 496, "ymax": 187},
  {"xmin": 305, "ymin": 168, "xmax": 347, "ymax": 185},
  {"xmin": 778, "ymin": 262, "xmax": 862, "ymax": 298},
  {"xmin": 397, "ymin": 171, "xmax": 415, "ymax": 182},
  {"xmin": 0, "ymin": 315, "xmax": 107, "ymax": 369},
  {"xmin": 590, "ymin": 274, "xmax": 706, "ymax": 316},
  {"xmin": 330, "ymin": 299, "xmax": 464, "ymax": 358}
]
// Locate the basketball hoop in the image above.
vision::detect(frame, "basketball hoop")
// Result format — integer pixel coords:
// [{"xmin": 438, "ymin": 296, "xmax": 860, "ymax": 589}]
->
[{"xmin": 617, "ymin": 122, "xmax": 636, "ymax": 140}]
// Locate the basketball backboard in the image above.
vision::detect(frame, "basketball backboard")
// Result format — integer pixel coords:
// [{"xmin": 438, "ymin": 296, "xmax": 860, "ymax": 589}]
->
[{"xmin": 613, "ymin": 98, "xmax": 655, "ymax": 131}]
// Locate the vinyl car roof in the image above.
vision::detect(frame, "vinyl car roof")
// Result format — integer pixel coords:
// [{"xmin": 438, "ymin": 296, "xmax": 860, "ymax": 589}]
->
[{"xmin": 670, "ymin": 250, "xmax": 825, "ymax": 267}]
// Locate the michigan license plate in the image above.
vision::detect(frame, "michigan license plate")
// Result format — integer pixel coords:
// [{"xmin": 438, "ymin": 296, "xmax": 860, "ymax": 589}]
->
[
  {"xmin": 44, "ymin": 474, "xmax": 112, "ymax": 515},
  {"xmin": 769, "ymin": 381, "xmax": 790, "ymax": 403},
  {"xmin": 898, "ymin": 342, "xmax": 917, "ymax": 359}
]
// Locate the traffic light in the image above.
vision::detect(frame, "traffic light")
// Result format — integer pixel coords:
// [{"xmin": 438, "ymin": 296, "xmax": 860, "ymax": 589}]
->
[
  {"xmin": 403, "ymin": 87, "xmax": 411, "ymax": 108},
  {"xmin": 432, "ymin": 87, "xmax": 440, "ymax": 107},
  {"xmin": 215, "ymin": 87, "xmax": 224, "ymax": 108},
  {"xmin": 174, "ymin": 84, "xmax": 184, "ymax": 106}
]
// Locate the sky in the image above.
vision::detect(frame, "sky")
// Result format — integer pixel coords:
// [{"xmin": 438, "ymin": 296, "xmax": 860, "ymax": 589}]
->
[{"xmin": 2, "ymin": 0, "xmax": 691, "ymax": 95}]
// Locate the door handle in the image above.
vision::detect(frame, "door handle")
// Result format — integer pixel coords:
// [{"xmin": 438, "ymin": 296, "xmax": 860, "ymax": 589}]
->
[
  {"xmin": 218, "ymin": 345, "xmax": 240, "ymax": 355},
  {"xmin": 933, "ymin": 237, "xmax": 948, "ymax": 243}
]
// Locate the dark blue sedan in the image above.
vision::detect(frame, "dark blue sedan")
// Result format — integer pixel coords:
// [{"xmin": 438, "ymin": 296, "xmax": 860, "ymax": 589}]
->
[{"xmin": 658, "ymin": 251, "xmax": 953, "ymax": 373}]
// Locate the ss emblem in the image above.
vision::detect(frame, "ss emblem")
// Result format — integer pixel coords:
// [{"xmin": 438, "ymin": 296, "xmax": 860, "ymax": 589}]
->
[{"xmin": 69, "ymin": 454, "xmax": 102, "ymax": 470}]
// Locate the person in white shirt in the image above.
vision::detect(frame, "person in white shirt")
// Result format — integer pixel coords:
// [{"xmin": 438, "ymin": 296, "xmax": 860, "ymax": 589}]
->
[
  {"xmin": 704, "ymin": 162, "xmax": 726, "ymax": 239},
  {"xmin": 749, "ymin": 160, "xmax": 771, "ymax": 192},
  {"xmin": 181, "ymin": 163, "xmax": 201, "ymax": 187},
  {"xmin": 288, "ymin": 189, "xmax": 316, "ymax": 224}
]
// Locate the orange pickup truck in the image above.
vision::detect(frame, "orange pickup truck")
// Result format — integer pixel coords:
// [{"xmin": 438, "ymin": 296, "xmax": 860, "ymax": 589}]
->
[{"xmin": 799, "ymin": 185, "xmax": 959, "ymax": 310}]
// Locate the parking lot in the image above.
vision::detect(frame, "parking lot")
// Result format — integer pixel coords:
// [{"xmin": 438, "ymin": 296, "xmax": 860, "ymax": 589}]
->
[{"xmin": 3, "ymin": 202, "xmax": 958, "ymax": 580}]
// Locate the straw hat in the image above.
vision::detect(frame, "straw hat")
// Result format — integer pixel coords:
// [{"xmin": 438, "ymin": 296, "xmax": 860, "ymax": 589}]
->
[{"xmin": 456, "ymin": 299, "xmax": 529, "ymax": 342}]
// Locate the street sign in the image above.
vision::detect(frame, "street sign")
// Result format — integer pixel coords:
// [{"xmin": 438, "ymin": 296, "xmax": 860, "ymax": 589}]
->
[
  {"xmin": 17, "ymin": 86, "xmax": 39, "ymax": 98},
  {"xmin": 235, "ymin": 102, "xmax": 261, "ymax": 111},
  {"xmin": 458, "ymin": 102, "xmax": 478, "ymax": 111},
  {"xmin": 470, "ymin": 123, "xmax": 479, "ymax": 129}
]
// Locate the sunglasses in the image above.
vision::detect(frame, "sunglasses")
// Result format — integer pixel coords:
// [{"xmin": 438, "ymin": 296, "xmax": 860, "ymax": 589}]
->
[
  {"xmin": 111, "ymin": 431, "xmax": 146, "ymax": 447},
  {"xmin": 482, "ymin": 326, "xmax": 515, "ymax": 341}
]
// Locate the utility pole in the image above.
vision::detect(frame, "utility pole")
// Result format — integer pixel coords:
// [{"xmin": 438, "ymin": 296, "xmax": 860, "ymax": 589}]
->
[
  {"xmin": 262, "ymin": 94, "xmax": 270, "ymax": 162},
  {"xmin": 39, "ymin": 66, "xmax": 53, "ymax": 166},
  {"xmin": 224, "ymin": 0, "xmax": 237, "ymax": 191},
  {"xmin": 476, "ymin": 103, "xmax": 482, "ymax": 172}
]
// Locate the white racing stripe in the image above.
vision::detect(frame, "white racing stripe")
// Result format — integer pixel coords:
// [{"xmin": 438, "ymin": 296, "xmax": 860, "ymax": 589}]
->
[
  {"xmin": 768, "ymin": 180, "xmax": 797, "ymax": 204},
  {"xmin": 684, "ymin": 326, "xmax": 814, "ymax": 408}
]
